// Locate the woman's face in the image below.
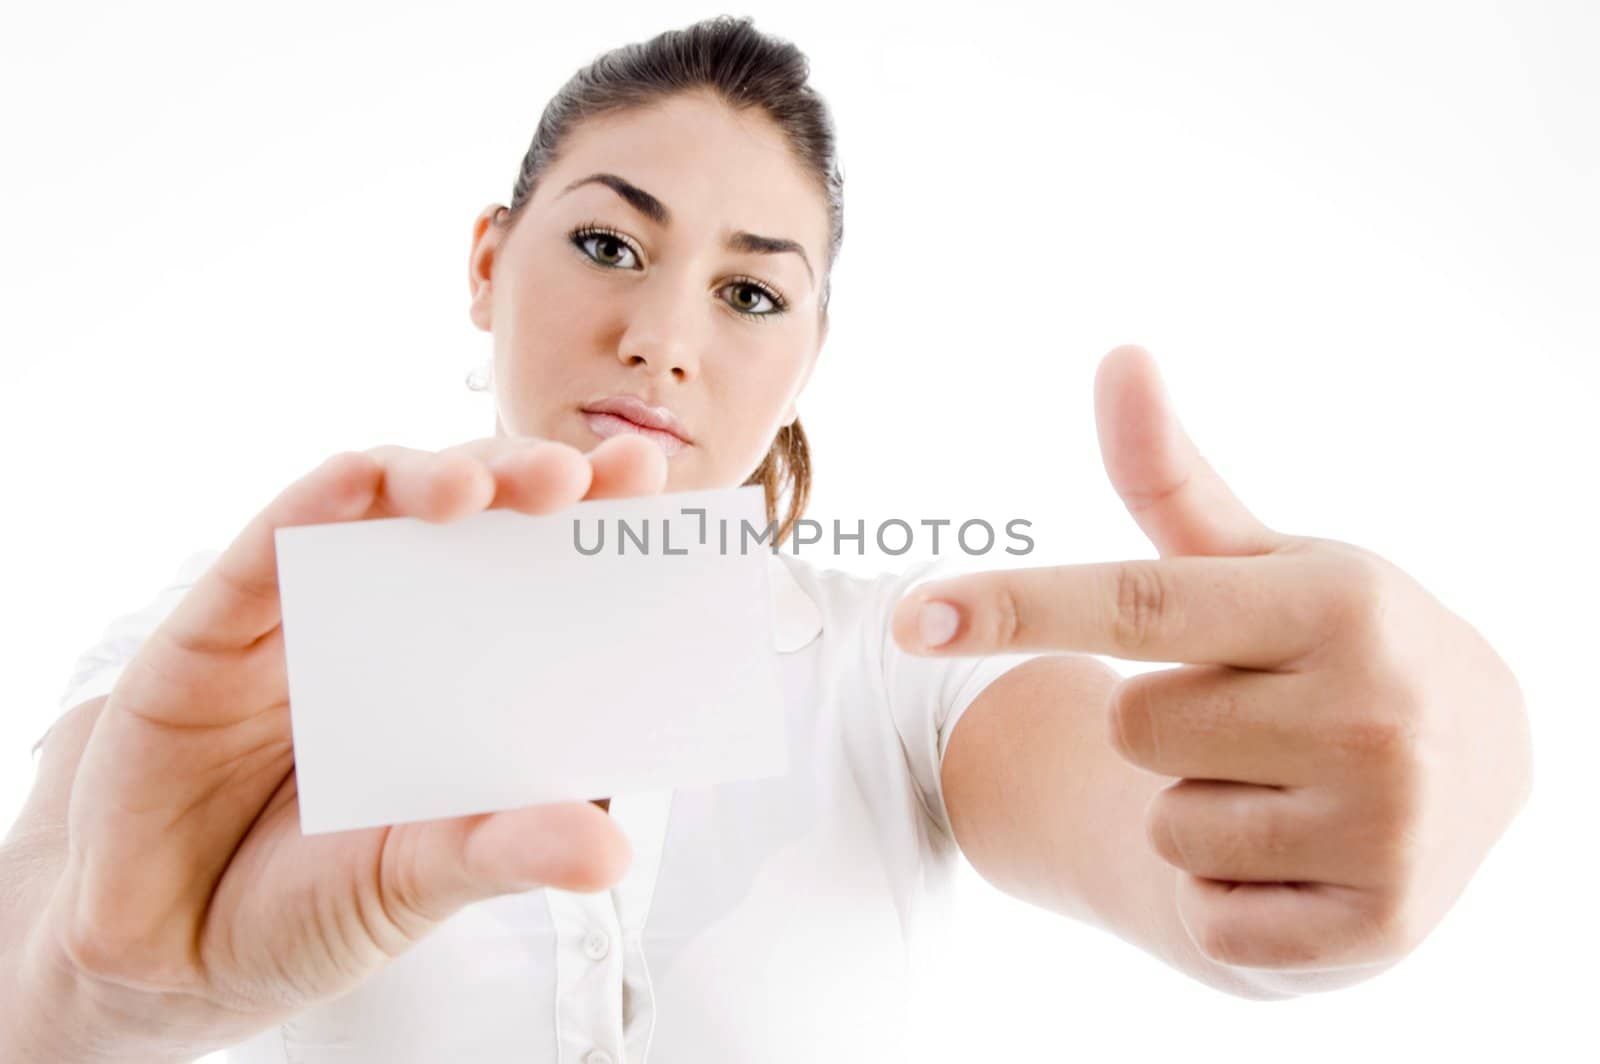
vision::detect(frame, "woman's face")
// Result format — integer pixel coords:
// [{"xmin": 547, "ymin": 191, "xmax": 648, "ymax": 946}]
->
[{"xmin": 468, "ymin": 89, "xmax": 831, "ymax": 493}]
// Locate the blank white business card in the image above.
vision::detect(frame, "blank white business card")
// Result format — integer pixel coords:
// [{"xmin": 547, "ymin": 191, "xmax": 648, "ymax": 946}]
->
[{"xmin": 274, "ymin": 484, "xmax": 788, "ymax": 835}]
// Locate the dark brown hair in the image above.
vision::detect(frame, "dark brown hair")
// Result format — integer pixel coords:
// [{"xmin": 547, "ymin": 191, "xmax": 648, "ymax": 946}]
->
[{"xmin": 494, "ymin": 14, "xmax": 843, "ymax": 547}]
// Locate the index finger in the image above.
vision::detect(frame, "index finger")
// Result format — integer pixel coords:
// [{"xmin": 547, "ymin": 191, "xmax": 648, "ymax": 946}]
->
[
  {"xmin": 166, "ymin": 433, "xmax": 669, "ymax": 655},
  {"xmin": 889, "ymin": 553, "xmax": 1339, "ymax": 670}
]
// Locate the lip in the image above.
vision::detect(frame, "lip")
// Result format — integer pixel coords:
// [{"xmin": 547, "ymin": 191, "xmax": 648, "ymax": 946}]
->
[{"xmin": 580, "ymin": 394, "xmax": 693, "ymax": 455}]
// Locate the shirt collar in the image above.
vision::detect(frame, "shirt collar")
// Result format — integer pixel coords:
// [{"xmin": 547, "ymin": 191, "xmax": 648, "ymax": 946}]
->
[{"xmin": 767, "ymin": 551, "xmax": 822, "ymax": 653}]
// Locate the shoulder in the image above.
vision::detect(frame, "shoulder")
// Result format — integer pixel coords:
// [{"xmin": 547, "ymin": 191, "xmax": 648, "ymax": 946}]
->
[
  {"xmin": 77, "ymin": 546, "xmax": 223, "ymax": 652},
  {"xmin": 174, "ymin": 547, "xmax": 224, "ymax": 582},
  {"xmin": 772, "ymin": 551, "xmax": 940, "ymax": 618},
  {"xmin": 170, "ymin": 547, "xmax": 223, "ymax": 584},
  {"xmin": 768, "ymin": 551, "xmax": 945, "ymax": 652}
]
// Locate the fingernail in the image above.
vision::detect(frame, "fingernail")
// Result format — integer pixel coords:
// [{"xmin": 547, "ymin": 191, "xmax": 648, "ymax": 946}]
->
[{"xmin": 917, "ymin": 600, "xmax": 961, "ymax": 648}]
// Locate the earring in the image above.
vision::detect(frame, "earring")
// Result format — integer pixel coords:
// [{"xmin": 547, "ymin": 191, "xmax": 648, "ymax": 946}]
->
[{"xmin": 465, "ymin": 357, "xmax": 494, "ymax": 392}]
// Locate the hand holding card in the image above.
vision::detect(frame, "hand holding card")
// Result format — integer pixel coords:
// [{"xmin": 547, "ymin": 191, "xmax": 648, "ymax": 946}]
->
[{"xmin": 33, "ymin": 434, "xmax": 682, "ymax": 1053}]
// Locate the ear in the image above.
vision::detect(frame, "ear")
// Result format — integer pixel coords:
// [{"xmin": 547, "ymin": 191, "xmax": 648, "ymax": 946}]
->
[{"xmin": 468, "ymin": 205, "xmax": 508, "ymax": 333}]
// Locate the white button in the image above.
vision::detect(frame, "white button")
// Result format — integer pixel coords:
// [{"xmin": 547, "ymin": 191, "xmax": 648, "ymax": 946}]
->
[
  {"xmin": 584, "ymin": 1051, "xmax": 614, "ymax": 1064},
  {"xmin": 582, "ymin": 931, "xmax": 610, "ymax": 961}
]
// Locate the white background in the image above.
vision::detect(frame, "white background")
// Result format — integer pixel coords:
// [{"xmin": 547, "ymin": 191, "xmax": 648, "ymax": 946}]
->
[{"xmin": 2, "ymin": 1, "xmax": 1595, "ymax": 1060}]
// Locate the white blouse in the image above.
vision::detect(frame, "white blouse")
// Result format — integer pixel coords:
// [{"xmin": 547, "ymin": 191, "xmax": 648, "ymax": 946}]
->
[{"xmin": 44, "ymin": 547, "xmax": 1042, "ymax": 1062}]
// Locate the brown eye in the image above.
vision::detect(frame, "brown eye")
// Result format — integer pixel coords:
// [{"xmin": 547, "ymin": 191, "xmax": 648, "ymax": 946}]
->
[
  {"xmin": 570, "ymin": 227, "xmax": 640, "ymax": 270},
  {"xmin": 721, "ymin": 277, "xmax": 785, "ymax": 319}
]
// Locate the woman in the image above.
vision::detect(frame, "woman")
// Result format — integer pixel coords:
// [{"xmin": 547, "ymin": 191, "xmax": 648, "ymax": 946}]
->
[{"xmin": 1, "ymin": 15, "xmax": 1533, "ymax": 1063}]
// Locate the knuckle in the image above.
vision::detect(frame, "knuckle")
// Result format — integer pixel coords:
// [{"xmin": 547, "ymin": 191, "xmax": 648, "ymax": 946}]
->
[
  {"xmin": 1319, "ymin": 551, "xmax": 1395, "ymax": 652},
  {"xmin": 1144, "ymin": 796, "xmax": 1182, "ymax": 867},
  {"xmin": 484, "ymin": 440, "xmax": 588, "ymax": 494},
  {"xmin": 57, "ymin": 916, "xmax": 126, "ymax": 980},
  {"xmin": 1192, "ymin": 915, "xmax": 1237, "ymax": 968},
  {"xmin": 445, "ymin": 436, "xmax": 535, "ymax": 467},
  {"xmin": 1330, "ymin": 706, "xmax": 1421, "ymax": 766},
  {"xmin": 429, "ymin": 447, "xmax": 487, "ymax": 479},
  {"xmin": 354, "ymin": 444, "xmax": 448, "ymax": 479},
  {"xmin": 1111, "ymin": 563, "xmax": 1171, "ymax": 652},
  {"xmin": 1201, "ymin": 914, "xmax": 1318, "ymax": 970},
  {"xmin": 1107, "ymin": 680, "xmax": 1153, "ymax": 764},
  {"xmin": 323, "ymin": 449, "xmax": 384, "ymax": 483},
  {"xmin": 1270, "ymin": 930, "xmax": 1334, "ymax": 968},
  {"xmin": 56, "ymin": 914, "xmax": 191, "ymax": 991},
  {"xmin": 1250, "ymin": 798, "xmax": 1293, "ymax": 863},
  {"xmin": 1325, "ymin": 885, "xmax": 1415, "ymax": 963},
  {"xmin": 1153, "ymin": 784, "xmax": 1292, "ymax": 877},
  {"xmin": 522, "ymin": 437, "xmax": 580, "ymax": 462},
  {"xmin": 989, "ymin": 583, "xmax": 1023, "ymax": 647},
  {"xmin": 1363, "ymin": 891, "xmax": 1422, "ymax": 958},
  {"xmin": 1366, "ymin": 821, "xmax": 1424, "ymax": 891},
  {"xmin": 356, "ymin": 443, "xmax": 405, "ymax": 464},
  {"xmin": 1361, "ymin": 782, "xmax": 1428, "ymax": 886},
  {"xmin": 377, "ymin": 836, "xmax": 440, "ymax": 943}
]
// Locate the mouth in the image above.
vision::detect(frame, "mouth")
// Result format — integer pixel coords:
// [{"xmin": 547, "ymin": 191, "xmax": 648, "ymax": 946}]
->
[{"xmin": 579, "ymin": 408, "xmax": 691, "ymax": 456}]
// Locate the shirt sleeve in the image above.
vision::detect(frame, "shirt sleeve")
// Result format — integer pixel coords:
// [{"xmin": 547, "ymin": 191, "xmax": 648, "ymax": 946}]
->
[
  {"xmin": 876, "ymin": 557, "xmax": 1048, "ymax": 846},
  {"xmin": 35, "ymin": 548, "xmax": 223, "ymax": 761}
]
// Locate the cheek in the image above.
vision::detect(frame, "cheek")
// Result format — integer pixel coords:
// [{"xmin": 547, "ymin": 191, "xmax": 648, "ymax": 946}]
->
[
  {"xmin": 704, "ymin": 354, "xmax": 807, "ymax": 460},
  {"xmin": 496, "ymin": 268, "xmax": 599, "ymax": 394},
  {"xmin": 750, "ymin": 369, "xmax": 799, "ymax": 425},
  {"xmin": 500, "ymin": 262, "xmax": 593, "ymax": 361},
  {"xmin": 491, "ymin": 284, "xmax": 598, "ymax": 445}
]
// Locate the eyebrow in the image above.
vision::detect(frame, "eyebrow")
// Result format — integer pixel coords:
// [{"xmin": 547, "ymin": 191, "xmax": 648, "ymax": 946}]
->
[{"xmin": 558, "ymin": 171, "xmax": 814, "ymax": 284}]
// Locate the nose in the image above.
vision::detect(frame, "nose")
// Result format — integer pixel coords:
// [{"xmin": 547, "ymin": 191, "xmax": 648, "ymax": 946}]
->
[{"xmin": 614, "ymin": 278, "xmax": 702, "ymax": 382}]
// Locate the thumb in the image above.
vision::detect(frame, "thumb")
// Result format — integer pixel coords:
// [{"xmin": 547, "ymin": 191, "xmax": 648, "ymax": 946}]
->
[
  {"xmin": 1094, "ymin": 344, "xmax": 1292, "ymax": 558},
  {"xmin": 385, "ymin": 801, "xmax": 633, "ymax": 927}
]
